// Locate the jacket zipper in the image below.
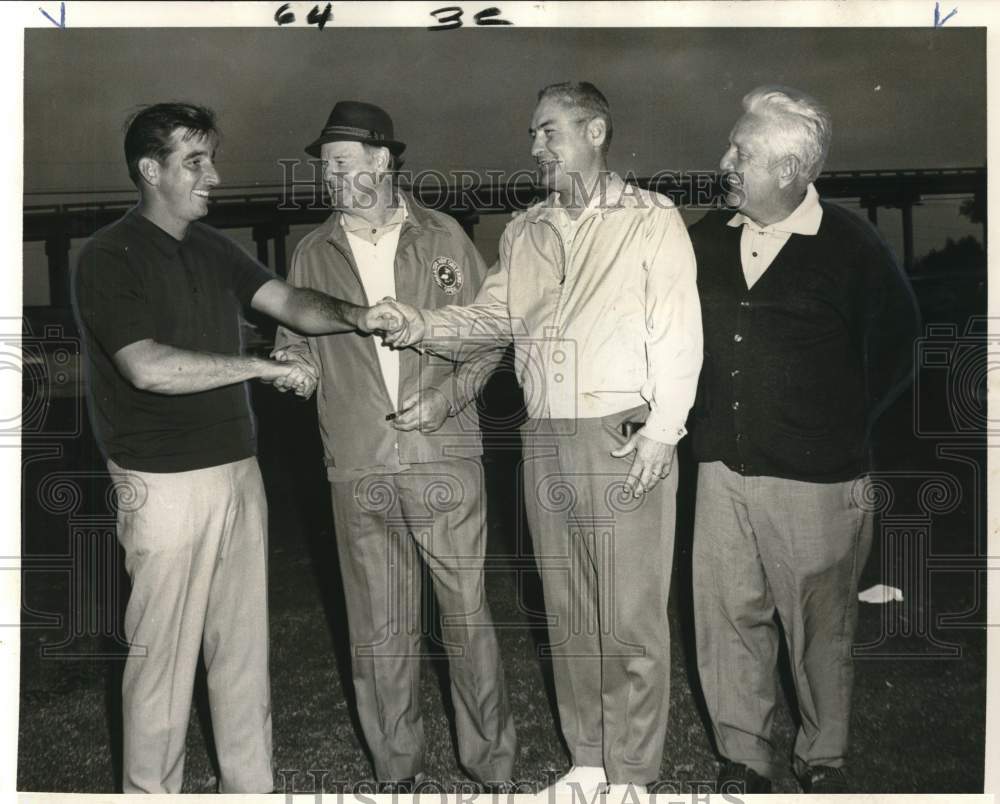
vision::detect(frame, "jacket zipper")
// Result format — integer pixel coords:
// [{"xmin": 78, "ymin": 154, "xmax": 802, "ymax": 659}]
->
[
  {"xmin": 327, "ymin": 235, "xmax": 398, "ymax": 410},
  {"xmin": 538, "ymin": 217, "xmax": 570, "ymax": 418}
]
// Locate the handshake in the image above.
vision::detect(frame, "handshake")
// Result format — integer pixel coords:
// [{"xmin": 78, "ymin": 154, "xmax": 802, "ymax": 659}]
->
[
  {"xmin": 258, "ymin": 354, "xmax": 319, "ymax": 398},
  {"xmin": 359, "ymin": 297, "xmax": 426, "ymax": 349},
  {"xmin": 260, "ymin": 298, "xmax": 427, "ymax": 400}
]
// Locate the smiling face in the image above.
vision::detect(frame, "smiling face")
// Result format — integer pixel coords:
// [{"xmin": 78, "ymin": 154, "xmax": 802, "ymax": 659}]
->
[
  {"xmin": 529, "ymin": 97, "xmax": 603, "ymax": 198},
  {"xmin": 320, "ymin": 140, "xmax": 385, "ymax": 213},
  {"xmin": 139, "ymin": 128, "xmax": 219, "ymax": 239},
  {"xmin": 718, "ymin": 112, "xmax": 784, "ymax": 223},
  {"xmin": 145, "ymin": 128, "xmax": 219, "ymax": 233}
]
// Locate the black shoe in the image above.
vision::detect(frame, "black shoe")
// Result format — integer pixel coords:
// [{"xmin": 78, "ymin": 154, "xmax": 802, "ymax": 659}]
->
[
  {"xmin": 717, "ymin": 761, "xmax": 773, "ymax": 794},
  {"xmin": 800, "ymin": 765, "xmax": 849, "ymax": 794}
]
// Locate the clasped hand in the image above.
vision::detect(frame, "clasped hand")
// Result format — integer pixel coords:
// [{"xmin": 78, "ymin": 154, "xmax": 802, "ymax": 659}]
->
[
  {"xmin": 267, "ymin": 353, "xmax": 319, "ymax": 398},
  {"xmin": 363, "ymin": 297, "xmax": 425, "ymax": 348}
]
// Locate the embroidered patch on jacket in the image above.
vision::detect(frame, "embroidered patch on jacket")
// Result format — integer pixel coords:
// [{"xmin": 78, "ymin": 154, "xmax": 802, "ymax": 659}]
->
[{"xmin": 431, "ymin": 257, "xmax": 463, "ymax": 295}]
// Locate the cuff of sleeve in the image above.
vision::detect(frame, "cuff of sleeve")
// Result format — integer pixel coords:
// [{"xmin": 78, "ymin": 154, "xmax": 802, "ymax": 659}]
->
[
  {"xmin": 271, "ymin": 342, "xmax": 310, "ymax": 359},
  {"xmin": 420, "ymin": 309, "xmax": 461, "ymax": 345},
  {"xmin": 641, "ymin": 414, "xmax": 687, "ymax": 446},
  {"xmin": 433, "ymin": 383, "xmax": 465, "ymax": 417}
]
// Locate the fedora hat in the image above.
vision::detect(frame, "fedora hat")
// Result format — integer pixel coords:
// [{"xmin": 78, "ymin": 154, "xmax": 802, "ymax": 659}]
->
[{"xmin": 304, "ymin": 100, "xmax": 406, "ymax": 158}]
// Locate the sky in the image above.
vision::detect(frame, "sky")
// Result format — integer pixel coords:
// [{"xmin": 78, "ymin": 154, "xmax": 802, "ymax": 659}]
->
[{"xmin": 24, "ymin": 26, "xmax": 986, "ymax": 195}]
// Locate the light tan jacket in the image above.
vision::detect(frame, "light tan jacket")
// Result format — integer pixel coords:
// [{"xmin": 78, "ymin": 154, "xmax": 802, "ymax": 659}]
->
[{"xmin": 421, "ymin": 175, "xmax": 702, "ymax": 444}]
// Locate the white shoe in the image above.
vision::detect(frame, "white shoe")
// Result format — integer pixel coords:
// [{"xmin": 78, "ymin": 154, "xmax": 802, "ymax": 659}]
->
[
  {"xmin": 535, "ymin": 766, "xmax": 608, "ymax": 802},
  {"xmin": 600, "ymin": 783, "xmax": 648, "ymax": 802}
]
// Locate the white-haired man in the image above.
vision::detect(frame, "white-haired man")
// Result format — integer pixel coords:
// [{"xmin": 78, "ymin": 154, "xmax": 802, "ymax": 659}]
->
[{"xmin": 688, "ymin": 86, "xmax": 920, "ymax": 793}]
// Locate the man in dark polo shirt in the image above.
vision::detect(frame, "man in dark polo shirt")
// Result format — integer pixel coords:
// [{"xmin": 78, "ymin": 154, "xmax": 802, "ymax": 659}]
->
[
  {"xmin": 687, "ymin": 86, "xmax": 920, "ymax": 794},
  {"xmin": 71, "ymin": 102, "xmax": 400, "ymax": 794}
]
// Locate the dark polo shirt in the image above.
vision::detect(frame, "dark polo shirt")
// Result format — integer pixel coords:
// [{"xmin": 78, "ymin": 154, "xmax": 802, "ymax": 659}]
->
[{"xmin": 72, "ymin": 208, "xmax": 274, "ymax": 473}]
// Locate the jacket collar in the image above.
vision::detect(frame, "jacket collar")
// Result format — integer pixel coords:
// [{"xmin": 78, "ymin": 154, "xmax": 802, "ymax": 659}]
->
[
  {"xmin": 521, "ymin": 173, "xmax": 638, "ymax": 224},
  {"xmin": 324, "ymin": 190, "xmax": 448, "ymax": 248}
]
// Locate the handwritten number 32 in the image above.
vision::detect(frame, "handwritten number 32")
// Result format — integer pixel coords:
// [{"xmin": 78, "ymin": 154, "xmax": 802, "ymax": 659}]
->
[{"xmin": 429, "ymin": 7, "xmax": 513, "ymax": 30}]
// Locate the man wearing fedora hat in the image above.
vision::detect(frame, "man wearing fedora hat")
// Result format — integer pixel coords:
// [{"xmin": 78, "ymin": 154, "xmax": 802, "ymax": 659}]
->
[{"xmin": 273, "ymin": 100, "xmax": 517, "ymax": 791}]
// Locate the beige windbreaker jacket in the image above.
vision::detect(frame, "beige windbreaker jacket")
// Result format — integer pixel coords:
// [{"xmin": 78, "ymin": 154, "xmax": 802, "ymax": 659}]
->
[{"xmin": 421, "ymin": 176, "xmax": 703, "ymax": 444}]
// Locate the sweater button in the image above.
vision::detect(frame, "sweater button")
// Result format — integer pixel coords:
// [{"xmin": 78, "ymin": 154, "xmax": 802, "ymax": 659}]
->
[
  {"xmin": 740, "ymin": 300, "xmax": 750, "ymax": 308},
  {"xmin": 731, "ymin": 369, "xmax": 740, "ymax": 377},
  {"xmin": 732, "ymin": 401, "xmax": 740, "ymax": 411},
  {"xmin": 733, "ymin": 333, "xmax": 743, "ymax": 343}
]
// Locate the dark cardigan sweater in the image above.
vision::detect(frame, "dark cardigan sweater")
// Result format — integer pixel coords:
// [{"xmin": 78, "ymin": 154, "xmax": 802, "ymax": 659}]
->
[{"xmin": 687, "ymin": 201, "xmax": 921, "ymax": 483}]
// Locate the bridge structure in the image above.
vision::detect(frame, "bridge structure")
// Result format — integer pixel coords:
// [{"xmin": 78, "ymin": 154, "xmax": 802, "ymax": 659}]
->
[{"xmin": 24, "ymin": 167, "xmax": 986, "ymax": 308}]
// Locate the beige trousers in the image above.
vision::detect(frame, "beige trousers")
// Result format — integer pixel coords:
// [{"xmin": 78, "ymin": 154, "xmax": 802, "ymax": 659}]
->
[{"xmin": 108, "ymin": 456, "xmax": 273, "ymax": 793}]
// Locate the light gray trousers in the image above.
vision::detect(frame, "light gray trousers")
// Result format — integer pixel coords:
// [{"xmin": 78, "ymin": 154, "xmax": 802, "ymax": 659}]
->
[
  {"xmin": 692, "ymin": 461, "xmax": 873, "ymax": 779},
  {"xmin": 521, "ymin": 408, "xmax": 678, "ymax": 784}
]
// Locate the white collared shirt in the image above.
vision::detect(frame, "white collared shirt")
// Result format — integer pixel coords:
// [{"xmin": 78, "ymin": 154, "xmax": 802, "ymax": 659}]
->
[
  {"xmin": 342, "ymin": 200, "xmax": 408, "ymax": 406},
  {"xmin": 727, "ymin": 183, "xmax": 823, "ymax": 288}
]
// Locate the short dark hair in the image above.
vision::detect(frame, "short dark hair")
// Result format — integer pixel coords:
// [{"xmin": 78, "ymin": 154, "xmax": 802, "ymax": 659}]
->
[
  {"xmin": 123, "ymin": 102, "xmax": 220, "ymax": 186},
  {"xmin": 537, "ymin": 81, "xmax": 613, "ymax": 155}
]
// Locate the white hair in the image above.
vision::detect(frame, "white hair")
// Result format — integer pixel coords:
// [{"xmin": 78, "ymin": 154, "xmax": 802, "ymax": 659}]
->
[
  {"xmin": 362, "ymin": 142, "xmax": 401, "ymax": 172},
  {"xmin": 742, "ymin": 85, "xmax": 832, "ymax": 182}
]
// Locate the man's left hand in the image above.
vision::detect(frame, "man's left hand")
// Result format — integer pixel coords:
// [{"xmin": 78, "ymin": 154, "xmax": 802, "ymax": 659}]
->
[
  {"xmin": 611, "ymin": 432, "xmax": 676, "ymax": 497},
  {"xmin": 392, "ymin": 387, "xmax": 451, "ymax": 433}
]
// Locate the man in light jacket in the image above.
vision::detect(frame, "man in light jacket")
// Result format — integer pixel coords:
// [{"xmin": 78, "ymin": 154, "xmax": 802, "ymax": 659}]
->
[
  {"xmin": 383, "ymin": 82, "xmax": 703, "ymax": 800},
  {"xmin": 273, "ymin": 100, "xmax": 516, "ymax": 793}
]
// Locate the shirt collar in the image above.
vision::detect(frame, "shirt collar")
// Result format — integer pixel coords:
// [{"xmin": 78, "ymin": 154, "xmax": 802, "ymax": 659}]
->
[
  {"xmin": 726, "ymin": 183, "xmax": 823, "ymax": 236},
  {"xmin": 126, "ymin": 207, "xmax": 186, "ymax": 256},
  {"xmin": 340, "ymin": 195, "xmax": 408, "ymax": 236},
  {"xmin": 529, "ymin": 172, "xmax": 629, "ymax": 224}
]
